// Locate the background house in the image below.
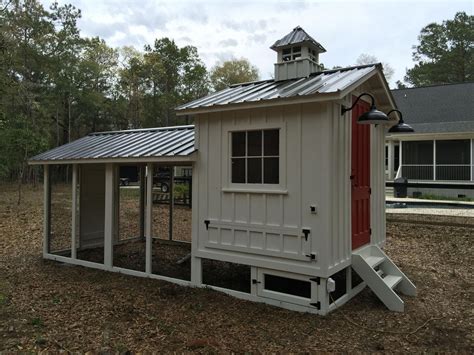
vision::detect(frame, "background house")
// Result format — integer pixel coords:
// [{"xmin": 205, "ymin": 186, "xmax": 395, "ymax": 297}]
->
[{"xmin": 386, "ymin": 82, "xmax": 474, "ymax": 196}]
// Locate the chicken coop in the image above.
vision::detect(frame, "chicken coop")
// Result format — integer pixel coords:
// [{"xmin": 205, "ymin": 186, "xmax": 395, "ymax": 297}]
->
[{"xmin": 30, "ymin": 27, "xmax": 415, "ymax": 315}]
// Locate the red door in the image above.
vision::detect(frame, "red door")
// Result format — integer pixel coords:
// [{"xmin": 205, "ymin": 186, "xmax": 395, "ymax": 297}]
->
[{"xmin": 351, "ymin": 96, "xmax": 371, "ymax": 250}]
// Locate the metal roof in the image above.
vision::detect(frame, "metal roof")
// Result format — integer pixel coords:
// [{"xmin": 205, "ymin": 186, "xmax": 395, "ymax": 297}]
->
[
  {"xmin": 390, "ymin": 82, "xmax": 474, "ymax": 134},
  {"xmin": 29, "ymin": 125, "xmax": 196, "ymax": 164},
  {"xmin": 271, "ymin": 26, "xmax": 326, "ymax": 52},
  {"xmin": 177, "ymin": 64, "xmax": 379, "ymax": 113}
]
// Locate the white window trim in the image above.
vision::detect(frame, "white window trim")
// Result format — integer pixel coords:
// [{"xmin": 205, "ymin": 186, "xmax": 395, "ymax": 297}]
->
[{"xmin": 223, "ymin": 122, "xmax": 287, "ymax": 193}]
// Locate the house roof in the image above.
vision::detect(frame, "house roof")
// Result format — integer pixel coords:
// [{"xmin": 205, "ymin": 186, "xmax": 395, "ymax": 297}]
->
[
  {"xmin": 271, "ymin": 26, "xmax": 326, "ymax": 53},
  {"xmin": 29, "ymin": 125, "xmax": 196, "ymax": 165},
  {"xmin": 391, "ymin": 82, "xmax": 474, "ymax": 134},
  {"xmin": 177, "ymin": 64, "xmax": 391, "ymax": 114}
]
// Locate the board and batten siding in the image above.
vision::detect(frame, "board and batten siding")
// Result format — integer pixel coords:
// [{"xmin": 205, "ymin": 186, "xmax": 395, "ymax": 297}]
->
[
  {"xmin": 193, "ymin": 102, "xmax": 344, "ymax": 276},
  {"xmin": 370, "ymin": 124, "xmax": 386, "ymax": 247}
]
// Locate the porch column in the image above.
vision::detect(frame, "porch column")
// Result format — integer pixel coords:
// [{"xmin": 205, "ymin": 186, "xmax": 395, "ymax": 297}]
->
[
  {"xmin": 145, "ymin": 163, "xmax": 153, "ymax": 274},
  {"xmin": 104, "ymin": 163, "xmax": 114, "ymax": 269},
  {"xmin": 471, "ymin": 139, "xmax": 473, "ymax": 182},
  {"xmin": 387, "ymin": 141, "xmax": 395, "ymax": 181},
  {"xmin": 398, "ymin": 141, "xmax": 403, "ymax": 178},
  {"xmin": 139, "ymin": 165, "xmax": 146, "ymax": 239},
  {"xmin": 43, "ymin": 165, "xmax": 51, "ymax": 257},
  {"xmin": 433, "ymin": 140, "xmax": 437, "ymax": 181},
  {"xmin": 71, "ymin": 164, "xmax": 78, "ymax": 259}
]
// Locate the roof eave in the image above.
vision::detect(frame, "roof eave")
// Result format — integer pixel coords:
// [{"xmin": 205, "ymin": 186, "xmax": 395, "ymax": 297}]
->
[
  {"xmin": 28, "ymin": 151, "xmax": 198, "ymax": 166},
  {"xmin": 176, "ymin": 91, "xmax": 342, "ymax": 116}
]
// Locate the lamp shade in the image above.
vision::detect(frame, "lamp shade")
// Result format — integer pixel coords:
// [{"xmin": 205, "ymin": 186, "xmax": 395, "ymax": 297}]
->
[
  {"xmin": 357, "ymin": 105, "xmax": 390, "ymax": 125},
  {"xmin": 388, "ymin": 118, "xmax": 414, "ymax": 133}
]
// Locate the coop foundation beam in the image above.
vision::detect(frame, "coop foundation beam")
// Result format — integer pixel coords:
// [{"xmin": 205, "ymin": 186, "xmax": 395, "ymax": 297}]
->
[
  {"xmin": 145, "ymin": 163, "xmax": 153, "ymax": 274},
  {"xmin": 104, "ymin": 163, "xmax": 114, "ymax": 269},
  {"xmin": 43, "ymin": 165, "xmax": 51, "ymax": 257},
  {"xmin": 71, "ymin": 164, "xmax": 78, "ymax": 259}
]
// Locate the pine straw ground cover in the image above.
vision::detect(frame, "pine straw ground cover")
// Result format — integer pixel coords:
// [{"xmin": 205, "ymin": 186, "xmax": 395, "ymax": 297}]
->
[{"xmin": 0, "ymin": 184, "xmax": 473, "ymax": 352}]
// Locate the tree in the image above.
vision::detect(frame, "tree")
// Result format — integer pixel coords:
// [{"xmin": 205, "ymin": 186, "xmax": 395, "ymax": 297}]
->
[
  {"xmin": 355, "ymin": 54, "xmax": 395, "ymax": 82},
  {"xmin": 210, "ymin": 58, "xmax": 259, "ymax": 91},
  {"xmin": 404, "ymin": 11, "xmax": 473, "ymax": 86},
  {"xmin": 142, "ymin": 38, "xmax": 209, "ymax": 127}
]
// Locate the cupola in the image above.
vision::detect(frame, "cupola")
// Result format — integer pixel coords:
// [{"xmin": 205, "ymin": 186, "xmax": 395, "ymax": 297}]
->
[{"xmin": 271, "ymin": 26, "xmax": 326, "ymax": 81}]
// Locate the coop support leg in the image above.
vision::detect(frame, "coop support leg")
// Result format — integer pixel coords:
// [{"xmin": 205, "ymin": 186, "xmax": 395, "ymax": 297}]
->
[
  {"xmin": 145, "ymin": 163, "xmax": 153, "ymax": 274},
  {"xmin": 317, "ymin": 277, "xmax": 330, "ymax": 315},
  {"xmin": 191, "ymin": 256, "xmax": 202, "ymax": 286},
  {"xmin": 71, "ymin": 164, "xmax": 78, "ymax": 259},
  {"xmin": 104, "ymin": 163, "xmax": 114, "ymax": 269},
  {"xmin": 43, "ymin": 165, "xmax": 51, "ymax": 257},
  {"xmin": 139, "ymin": 165, "xmax": 146, "ymax": 240}
]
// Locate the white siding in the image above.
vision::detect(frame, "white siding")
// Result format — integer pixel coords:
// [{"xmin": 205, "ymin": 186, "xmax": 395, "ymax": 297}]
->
[
  {"xmin": 193, "ymin": 103, "xmax": 334, "ymax": 276},
  {"xmin": 370, "ymin": 124, "xmax": 386, "ymax": 247},
  {"xmin": 327, "ymin": 102, "xmax": 352, "ymax": 272}
]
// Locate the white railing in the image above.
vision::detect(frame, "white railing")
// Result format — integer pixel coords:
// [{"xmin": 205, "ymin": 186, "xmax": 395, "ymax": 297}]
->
[{"xmin": 400, "ymin": 164, "xmax": 473, "ymax": 181}]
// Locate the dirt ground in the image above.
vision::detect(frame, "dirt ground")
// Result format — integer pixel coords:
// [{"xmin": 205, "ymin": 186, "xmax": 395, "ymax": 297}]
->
[{"xmin": 0, "ymin": 184, "xmax": 473, "ymax": 352}]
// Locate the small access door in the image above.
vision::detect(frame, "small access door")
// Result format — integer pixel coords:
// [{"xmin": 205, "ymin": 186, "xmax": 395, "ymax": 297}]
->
[{"xmin": 351, "ymin": 97, "xmax": 371, "ymax": 250}]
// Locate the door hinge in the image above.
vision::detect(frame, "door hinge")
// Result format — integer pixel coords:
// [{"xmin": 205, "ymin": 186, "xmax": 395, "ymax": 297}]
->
[
  {"xmin": 252, "ymin": 279, "xmax": 261, "ymax": 285},
  {"xmin": 306, "ymin": 253, "xmax": 317, "ymax": 261},
  {"xmin": 204, "ymin": 220, "xmax": 210, "ymax": 230},
  {"xmin": 369, "ymin": 187, "xmax": 372, "ymax": 194},
  {"xmin": 369, "ymin": 228, "xmax": 372, "ymax": 235},
  {"xmin": 310, "ymin": 301, "xmax": 321, "ymax": 310},
  {"xmin": 302, "ymin": 228, "xmax": 311, "ymax": 241},
  {"xmin": 310, "ymin": 277, "xmax": 320, "ymax": 285}
]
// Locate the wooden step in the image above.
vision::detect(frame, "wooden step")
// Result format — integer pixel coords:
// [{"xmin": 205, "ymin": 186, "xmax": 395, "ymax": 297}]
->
[
  {"xmin": 384, "ymin": 275, "xmax": 403, "ymax": 290},
  {"xmin": 365, "ymin": 256, "xmax": 385, "ymax": 269}
]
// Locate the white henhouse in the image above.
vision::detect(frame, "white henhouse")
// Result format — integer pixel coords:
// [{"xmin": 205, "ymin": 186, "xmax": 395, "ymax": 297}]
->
[{"xmin": 30, "ymin": 27, "xmax": 416, "ymax": 315}]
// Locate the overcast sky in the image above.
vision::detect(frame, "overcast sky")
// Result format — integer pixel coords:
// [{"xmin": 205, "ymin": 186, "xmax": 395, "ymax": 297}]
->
[{"xmin": 42, "ymin": 0, "xmax": 471, "ymax": 86}]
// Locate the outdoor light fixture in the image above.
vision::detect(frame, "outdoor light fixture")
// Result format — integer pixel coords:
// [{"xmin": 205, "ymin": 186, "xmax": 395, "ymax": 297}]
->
[
  {"xmin": 341, "ymin": 92, "xmax": 389, "ymax": 125},
  {"xmin": 387, "ymin": 109, "xmax": 415, "ymax": 133}
]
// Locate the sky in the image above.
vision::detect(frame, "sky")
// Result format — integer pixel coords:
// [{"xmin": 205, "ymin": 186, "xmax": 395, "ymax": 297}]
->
[{"xmin": 42, "ymin": 0, "xmax": 472, "ymax": 87}]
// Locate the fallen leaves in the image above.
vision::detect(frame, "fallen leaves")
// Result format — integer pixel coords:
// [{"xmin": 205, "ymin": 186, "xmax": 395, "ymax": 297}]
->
[{"xmin": 0, "ymin": 183, "xmax": 473, "ymax": 352}]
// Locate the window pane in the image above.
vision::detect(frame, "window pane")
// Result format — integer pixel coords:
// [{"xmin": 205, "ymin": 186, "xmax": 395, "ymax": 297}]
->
[
  {"xmin": 436, "ymin": 140, "xmax": 470, "ymax": 165},
  {"xmin": 232, "ymin": 158, "xmax": 246, "ymax": 183},
  {"xmin": 264, "ymin": 130, "xmax": 279, "ymax": 156},
  {"xmin": 232, "ymin": 132, "xmax": 246, "ymax": 157},
  {"xmin": 402, "ymin": 141, "xmax": 433, "ymax": 164},
  {"xmin": 282, "ymin": 48, "xmax": 291, "ymax": 55},
  {"xmin": 293, "ymin": 46, "xmax": 301, "ymax": 53},
  {"xmin": 247, "ymin": 158, "xmax": 262, "ymax": 183},
  {"xmin": 264, "ymin": 158, "xmax": 279, "ymax": 184},
  {"xmin": 247, "ymin": 131, "xmax": 262, "ymax": 156}
]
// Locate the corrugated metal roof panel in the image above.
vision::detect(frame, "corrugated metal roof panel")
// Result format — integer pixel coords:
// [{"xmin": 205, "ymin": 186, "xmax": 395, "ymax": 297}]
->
[
  {"xmin": 30, "ymin": 125, "xmax": 195, "ymax": 163},
  {"xmin": 176, "ymin": 65, "xmax": 379, "ymax": 112},
  {"xmin": 271, "ymin": 26, "xmax": 326, "ymax": 52}
]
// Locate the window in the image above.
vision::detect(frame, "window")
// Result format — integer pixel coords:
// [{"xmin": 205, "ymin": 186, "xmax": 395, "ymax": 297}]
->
[
  {"xmin": 231, "ymin": 129, "xmax": 279, "ymax": 184},
  {"xmin": 282, "ymin": 46, "xmax": 301, "ymax": 62}
]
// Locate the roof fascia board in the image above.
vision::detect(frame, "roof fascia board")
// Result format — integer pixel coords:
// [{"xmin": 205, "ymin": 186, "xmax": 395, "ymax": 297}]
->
[
  {"xmin": 29, "ymin": 152, "xmax": 197, "ymax": 166},
  {"xmin": 387, "ymin": 132, "xmax": 474, "ymax": 141},
  {"xmin": 176, "ymin": 92, "xmax": 341, "ymax": 116}
]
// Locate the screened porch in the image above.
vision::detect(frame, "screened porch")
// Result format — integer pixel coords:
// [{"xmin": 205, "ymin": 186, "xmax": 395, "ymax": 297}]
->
[{"xmin": 397, "ymin": 139, "xmax": 474, "ymax": 181}]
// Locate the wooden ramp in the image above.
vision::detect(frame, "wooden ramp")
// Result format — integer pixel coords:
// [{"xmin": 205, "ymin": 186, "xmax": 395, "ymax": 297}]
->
[{"xmin": 352, "ymin": 245, "xmax": 416, "ymax": 312}]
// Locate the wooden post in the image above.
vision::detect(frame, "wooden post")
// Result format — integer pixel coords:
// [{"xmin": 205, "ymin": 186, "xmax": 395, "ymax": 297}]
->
[
  {"xmin": 145, "ymin": 163, "xmax": 153, "ymax": 274},
  {"xmin": 169, "ymin": 166, "xmax": 174, "ymax": 241},
  {"xmin": 43, "ymin": 165, "xmax": 51, "ymax": 257},
  {"xmin": 71, "ymin": 164, "xmax": 78, "ymax": 259},
  {"xmin": 139, "ymin": 165, "xmax": 146, "ymax": 239},
  {"xmin": 104, "ymin": 163, "xmax": 114, "ymax": 269},
  {"xmin": 433, "ymin": 140, "xmax": 437, "ymax": 181}
]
